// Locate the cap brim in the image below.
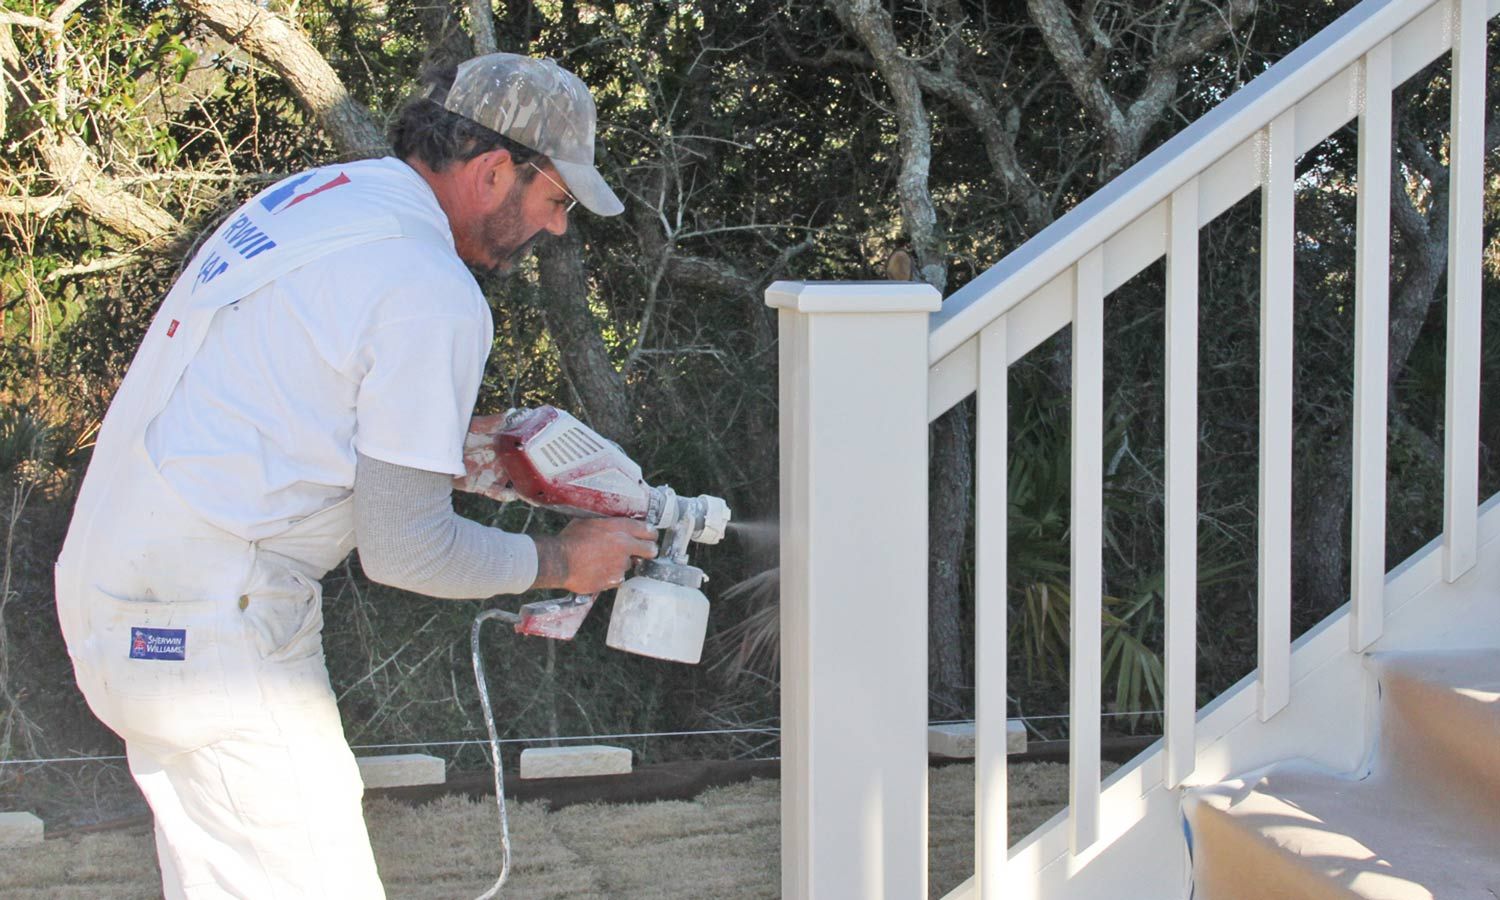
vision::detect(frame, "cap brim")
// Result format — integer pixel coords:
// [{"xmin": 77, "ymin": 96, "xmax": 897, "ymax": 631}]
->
[{"xmin": 552, "ymin": 159, "xmax": 625, "ymax": 217}]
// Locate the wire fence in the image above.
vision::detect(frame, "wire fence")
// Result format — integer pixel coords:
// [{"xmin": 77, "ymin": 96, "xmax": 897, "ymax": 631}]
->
[{"xmin": 0, "ymin": 711, "xmax": 1168, "ymax": 767}]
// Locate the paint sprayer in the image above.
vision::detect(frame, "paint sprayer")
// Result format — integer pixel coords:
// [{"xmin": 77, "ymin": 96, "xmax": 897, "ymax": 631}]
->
[{"xmin": 466, "ymin": 406, "xmax": 731, "ymax": 898}]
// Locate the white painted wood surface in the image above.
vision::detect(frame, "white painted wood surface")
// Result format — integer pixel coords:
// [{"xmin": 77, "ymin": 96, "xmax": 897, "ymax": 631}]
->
[
  {"xmin": 1351, "ymin": 40, "xmax": 1392, "ymax": 652},
  {"xmin": 1069, "ymin": 249, "xmax": 1104, "ymax": 854},
  {"xmin": 768, "ymin": 281, "xmax": 940, "ymax": 900},
  {"xmin": 1442, "ymin": 0, "xmax": 1485, "ymax": 584},
  {"xmin": 1164, "ymin": 181, "xmax": 1200, "ymax": 788},
  {"xmin": 925, "ymin": 0, "xmax": 1500, "ymax": 885},
  {"xmin": 1257, "ymin": 111, "xmax": 1295, "ymax": 723},
  {"xmin": 974, "ymin": 317, "xmax": 1009, "ymax": 896}
]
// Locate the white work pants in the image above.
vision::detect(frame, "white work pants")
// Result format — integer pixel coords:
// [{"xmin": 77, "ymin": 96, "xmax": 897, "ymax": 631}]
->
[{"xmin": 56, "ymin": 492, "xmax": 385, "ymax": 898}]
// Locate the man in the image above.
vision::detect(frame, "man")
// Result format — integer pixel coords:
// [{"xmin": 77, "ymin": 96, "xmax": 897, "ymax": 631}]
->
[{"xmin": 53, "ymin": 54, "xmax": 654, "ymax": 898}]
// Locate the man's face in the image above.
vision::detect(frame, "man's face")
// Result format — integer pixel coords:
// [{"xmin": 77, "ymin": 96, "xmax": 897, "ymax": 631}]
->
[{"xmin": 461, "ymin": 156, "xmax": 573, "ymax": 273}]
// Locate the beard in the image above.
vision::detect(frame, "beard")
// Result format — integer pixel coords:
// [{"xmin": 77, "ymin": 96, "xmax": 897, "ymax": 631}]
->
[{"xmin": 470, "ymin": 177, "xmax": 545, "ymax": 275}]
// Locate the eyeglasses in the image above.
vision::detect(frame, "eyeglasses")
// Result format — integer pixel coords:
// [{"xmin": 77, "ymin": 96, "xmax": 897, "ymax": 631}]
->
[{"xmin": 527, "ymin": 161, "xmax": 578, "ymax": 213}]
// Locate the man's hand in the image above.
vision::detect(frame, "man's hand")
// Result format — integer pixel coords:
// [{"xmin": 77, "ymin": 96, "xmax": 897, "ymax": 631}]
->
[
  {"xmin": 454, "ymin": 414, "xmax": 518, "ymax": 501},
  {"xmin": 532, "ymin": 518, "xmax": 658, "ymax": 595}
]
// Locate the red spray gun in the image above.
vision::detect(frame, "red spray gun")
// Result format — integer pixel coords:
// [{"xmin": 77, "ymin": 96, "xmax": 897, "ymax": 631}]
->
[{"xmin": 466, "ymin": 405, "xmax": 731, "ymax": 663}]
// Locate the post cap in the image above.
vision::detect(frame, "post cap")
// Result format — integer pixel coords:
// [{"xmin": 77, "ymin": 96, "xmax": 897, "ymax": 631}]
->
[{"xmin": 765, "ymin": 280, "xmax": 943, "ymax": 314}]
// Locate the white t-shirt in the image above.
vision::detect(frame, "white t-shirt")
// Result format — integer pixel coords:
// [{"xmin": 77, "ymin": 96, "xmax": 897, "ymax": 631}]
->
[{"xmin": 145, "ymin": 159, "xmax": 492, "ymax": 541}]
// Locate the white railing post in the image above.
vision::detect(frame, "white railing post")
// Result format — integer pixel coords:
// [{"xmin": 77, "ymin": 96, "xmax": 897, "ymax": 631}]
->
[{"xmin": 769, "ymin": 280, "xmax": 941, "ymax": 900}]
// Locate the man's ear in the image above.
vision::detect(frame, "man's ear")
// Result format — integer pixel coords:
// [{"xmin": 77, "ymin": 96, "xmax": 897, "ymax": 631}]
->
[{"xmin": 478, "ymin": 147, "xmax": 514, "ymax": 188}]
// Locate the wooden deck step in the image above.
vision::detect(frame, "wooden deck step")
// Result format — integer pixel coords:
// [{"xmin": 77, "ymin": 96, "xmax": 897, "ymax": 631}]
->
[{"xmin": 1184, "ymin": 649, "xmax": 1500, "ymax": 900}]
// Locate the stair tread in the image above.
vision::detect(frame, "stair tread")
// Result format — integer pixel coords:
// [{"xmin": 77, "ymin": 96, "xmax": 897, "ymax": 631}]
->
[
  {"xmin": 1188, "ymin": 649, "xmax": 1500, "ymax": 900},
  {"xmin": 1369, "ymin": 649, "xmax": 1500, "ymax": 705},
  {"xmin": 1190, "ymin": 762, "xmax": 1500, "ymax": 899},
  {"xmin": 1368, "ymin": 649, "xmax": 1500, "ymax": 811}
]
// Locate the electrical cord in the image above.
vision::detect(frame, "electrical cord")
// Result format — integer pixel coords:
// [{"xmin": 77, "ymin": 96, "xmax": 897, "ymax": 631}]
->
[{"xmin": 471, "ymin": 607, "xmax": 520, "ymax": 900}]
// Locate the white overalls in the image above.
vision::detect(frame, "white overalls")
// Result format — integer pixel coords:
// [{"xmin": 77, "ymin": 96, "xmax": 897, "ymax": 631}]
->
[{"xmin": 54, "ymin": 161, "xmax": 455, "ymax": 898}]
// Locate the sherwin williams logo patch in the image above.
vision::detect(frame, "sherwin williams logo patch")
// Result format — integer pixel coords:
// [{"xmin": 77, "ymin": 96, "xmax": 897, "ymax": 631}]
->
[{"xmin": 129, "ymin": 627, "xmax": 187, "ymax": 661}]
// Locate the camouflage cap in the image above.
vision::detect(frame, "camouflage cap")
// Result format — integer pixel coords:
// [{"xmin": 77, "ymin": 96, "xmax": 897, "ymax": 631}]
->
[{"xmin": 443, "ymin": 53, "xmax": 624, "ymax": 217}]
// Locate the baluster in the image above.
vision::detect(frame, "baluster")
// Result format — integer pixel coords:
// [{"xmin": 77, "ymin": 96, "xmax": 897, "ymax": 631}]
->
[
  {"xmin": 1165, "ymin": 180, "xmax": 1200, "ymax": 787},
  {"xmin": 1442, "ymin": 0, "xmax": 1484, "ymax": 583},
  {"xmin": 1351, "ymin": 40, "xmax": 1392, "ymax": 651},
  {"xmin": 975, "ymin": 318, "xmax": 1009, "ymax": 896},
  {"xmin": 1070, "ymin": 247, "xmax": 1104, "ymax": 853},
  {"xmin": 1258, "ymin": 110, "xmax": 1295, "ymax": 721}
]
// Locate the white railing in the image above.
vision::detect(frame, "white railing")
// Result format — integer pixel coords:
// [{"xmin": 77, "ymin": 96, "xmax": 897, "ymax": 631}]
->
[{"xmin": 769, "ymin": 0, "xmax": 1495, "ymax": 897}]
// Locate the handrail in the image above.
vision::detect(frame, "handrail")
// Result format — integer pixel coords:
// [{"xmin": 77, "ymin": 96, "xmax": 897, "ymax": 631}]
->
[{"xmin": 927, "ymin": 0, "xmax": 1481, "ymax": 362}]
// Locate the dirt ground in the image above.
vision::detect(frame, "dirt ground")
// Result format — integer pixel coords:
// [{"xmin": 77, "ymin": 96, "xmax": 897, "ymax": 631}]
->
[{"xmin": 0, "ymin": 761, "xmax": 1101, "ymax": 899}]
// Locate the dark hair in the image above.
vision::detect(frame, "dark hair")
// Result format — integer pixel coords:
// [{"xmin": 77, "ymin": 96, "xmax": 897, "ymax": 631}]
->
[{"xmin": 389, "ymin": 64, "xmax": 543, "ymax": 173}]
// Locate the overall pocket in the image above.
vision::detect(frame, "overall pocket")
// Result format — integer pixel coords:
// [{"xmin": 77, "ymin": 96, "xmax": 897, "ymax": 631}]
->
[
  {"xmin": 238, "ymin": 564, "xmax": 337, "ymax": 713},
  {"xmin": 78, "ymin": 586, "xmax": 238, "ymax": 750},
  {"xmin": 240, "ymin": 566, "xmax": 325, "ymax": 664}
]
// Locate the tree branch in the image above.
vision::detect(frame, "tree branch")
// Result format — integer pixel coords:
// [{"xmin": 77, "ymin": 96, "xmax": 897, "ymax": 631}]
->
[
  {"xmin": 910, "ymin": 65, "xmax": 1051, "ymax": 231},
  {"xmin": 535, "ymin": 229, "xmax": 632, "ymax": 441},
  {"xmin": 1026, "ymin": 0, "xmax": 1123, "ymax": 143},
  {"xmin": 36, "ymin": 131, "xmax": 180, "ymax": 243},
  {"xmin": 49, "ymin": 0, "xmax": 89, "ymax": 27},
  {"xmin": 0, "ymin": 27, "xmax": 181, "ymax": 244},
  {"xmin": 0, "ymin": 193, "xmax": 68, "ymax": 217},
  {"xmin": 827, "ymin": 0, "xmax": 947, "ymax": 289},
  {"xmin": 771, "ymin": 21, "xmax": 874, "ymax": 71},
  {"xmin": 1156, "ymin": 0, "xmax": 1256, "ymax": 70},
  {"xmin": 44, "ymin": 251, "xmax": 142, "ymax": 282},
  {"xmin": 182, "ymin": 0, "xmax": 387, "ymax": 158},
  {"xmin": 1031, "ymin": 0, "xmax": 1257, "ymax": 177},
  {"xmin": 469, "ymin": 0, "xmax": 497, "ymax": 55},
  {"xmin": 0, "ymin": 12, "xmax": 53, "ymax": 31}
]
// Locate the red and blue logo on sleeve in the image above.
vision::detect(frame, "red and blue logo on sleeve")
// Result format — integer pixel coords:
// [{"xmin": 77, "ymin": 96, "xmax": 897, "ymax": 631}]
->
[{"xmin": 129, "ymin": 627, "xmax": 187, "ymax": 661}]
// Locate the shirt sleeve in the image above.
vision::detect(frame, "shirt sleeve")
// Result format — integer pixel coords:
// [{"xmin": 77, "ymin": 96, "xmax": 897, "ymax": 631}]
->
[
  {"xmin": 354, "ymin": 311, "xmax": 490, "ymax": 476},
  {"xmin": 353, "ymin": 452, "xmax": 538, "ymax": 597}
]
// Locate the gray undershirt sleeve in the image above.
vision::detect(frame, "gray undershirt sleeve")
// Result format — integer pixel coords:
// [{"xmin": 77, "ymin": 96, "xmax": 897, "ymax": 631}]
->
[{"xmin": 353, "ymin": 452, "xmax": 538, "ymax": 598}]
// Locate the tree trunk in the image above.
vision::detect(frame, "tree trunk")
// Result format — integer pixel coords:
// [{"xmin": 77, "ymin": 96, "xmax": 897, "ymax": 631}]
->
[
  {"xmin": 1293, "ymin": 427, "xmax": 1352, "ymax": 620},
  {"xmin": 416, "ymin": 0, "xmax": 474, "ymax": 67},
  {"xmin": 929, "ymin": 405, "xmax": 972, "ymax": 715},
  {"xmin": 535, "ymin": 229, "xmax": 632, "ymax": 442}
]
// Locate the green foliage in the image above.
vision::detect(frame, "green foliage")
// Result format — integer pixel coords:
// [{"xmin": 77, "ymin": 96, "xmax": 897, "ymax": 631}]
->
[
  {"xmin": 1003, "ymin": 375, "xmax": 1172, "ymax": 727},
  {"xmin": 0, "ymin": 406, "xmax": 57, "ymax": 475},
  {"xmin": 1010, "ymin": 580, "xmax": 1164, "ymax": 730}
]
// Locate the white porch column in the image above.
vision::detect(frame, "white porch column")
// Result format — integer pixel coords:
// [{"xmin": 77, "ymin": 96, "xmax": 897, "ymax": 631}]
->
[{"xmin": 769, "ymin": 280, "xmax": 941, "ymax": 900}]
